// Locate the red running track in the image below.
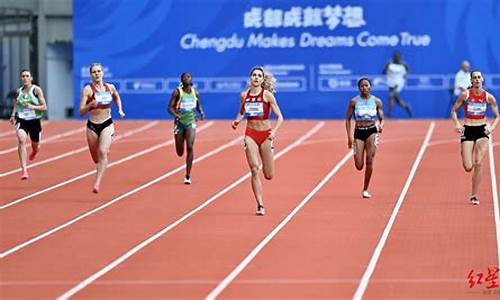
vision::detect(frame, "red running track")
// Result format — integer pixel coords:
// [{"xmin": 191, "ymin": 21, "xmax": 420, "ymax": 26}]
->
[{"xmin": 0, "ymin": 120, "xmax": 498, "ymax": 299}]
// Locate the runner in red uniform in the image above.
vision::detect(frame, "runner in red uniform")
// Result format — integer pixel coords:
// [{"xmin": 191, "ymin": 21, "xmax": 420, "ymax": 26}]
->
[
  {"xmin": 451, "ymin": 70, "xmax": 499, "ymax": 205},
  {"xmin": 79, "ymin": 63, "xmax": 125, "ymax": 193},
  {"xmin": 231, "ymin": 66, "xmax": 284, "ymax": 216}
]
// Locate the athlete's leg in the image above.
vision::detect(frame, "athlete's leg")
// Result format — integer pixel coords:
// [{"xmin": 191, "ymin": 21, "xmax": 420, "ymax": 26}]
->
[
  {"xmin": 16, "ymin": 127, "xmax": 29, "ymax": 179},
  {"xmin": 86, "ymin": 128, "xmax": 99, "ymax": 164},
  {"xmin": 260, "ymin": 138, "xmax": 274, "ymax": 180},
  {"xmin": 245, "ymin": 136, "xmax": 264, "ymax": 209},
  {"xmin": 184, "ymin": 128, "xmax": 196, "ymax": 179},
  {"xmin": 393, "ymin": 88, "xmax": 412, "ymax": 117},
  {"xmin": 461, "ymin": 141, "xmax": 474, "ymax": 172},
  {"xmin": 387, "ymin": 89, "xmax": 395, "ymax": 117},
  {"xmin": 353, "ymin": 138, "xmax": 365, "ymax": 170},
  {"xmin": 471, "ymin": 138, "xmax": 488, "ymax": 197},
  {"xmin": 174, "ymin": 126, "xmax": 185, "ymax": 157},
  {"xmin": 93, "ymin": 124, "xmax": 114, "ymax": 193},
  {"xmin": 363, "ymin": 133, "xmax": 378, "ymax": 191}
]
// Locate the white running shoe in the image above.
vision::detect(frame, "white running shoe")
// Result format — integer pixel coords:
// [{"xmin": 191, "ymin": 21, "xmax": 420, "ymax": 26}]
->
[
  {"xmin": 184, "ymin": 176, "xmax": 191, "ymax": 185},
  {"xmin": 256, "ymin": 205, "xmax": 265, "ymax": 216},
  {"xmin": 362, "ymin": 190, "xmax": 372, "ymax": 198},
  {"xmin": 470, "ymin": 195, "xmax": 479, "ymax": 205}
]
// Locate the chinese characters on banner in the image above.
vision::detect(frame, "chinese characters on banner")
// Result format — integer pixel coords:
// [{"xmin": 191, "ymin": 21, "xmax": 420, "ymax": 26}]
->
[{"xmin": 244, "ymin": 5, "xmax": 366, "ymax": 30}]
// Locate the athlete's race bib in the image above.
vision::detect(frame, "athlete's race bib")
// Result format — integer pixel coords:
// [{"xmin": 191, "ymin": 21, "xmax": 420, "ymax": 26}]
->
[
  {"xmin": 245, "ymin": 102, "xmax": 264, "ymax": 117},
  {"xmin": 467, "ymin": 102, "xmax": 487, "ymax": 115},
  {"xmin": 18, "ymin": 108, "xmax": 36, "ymax": 120},
  {"xmin": 357, "ymin": 108, "xmax": 377, "ymax": 117},
  {"xmin": 95, "ymin": 91, "xmax": 113, "ymax": 106},
  {"xmin": 179, "ymin": 98, "xmax": 196, "ymax": 111}
]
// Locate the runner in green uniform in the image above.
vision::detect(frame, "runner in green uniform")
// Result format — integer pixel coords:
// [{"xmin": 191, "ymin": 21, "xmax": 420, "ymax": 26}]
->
[
  {"xmin": 9, "ymin": 69, "xmax": 47, "ymax": 180},
  {"xmin": 168, "ymin": 72, "xmax": 205, "ymax": 184}
]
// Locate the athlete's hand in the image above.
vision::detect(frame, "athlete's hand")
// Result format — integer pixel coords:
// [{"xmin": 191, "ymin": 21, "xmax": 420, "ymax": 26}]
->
[
  {"xmin": 268, "ymin": 129, "xmax": 275, "ymax": 141},
  {"xmin": 118, "ymin": 109, "xmax": 126, "ymax": 118},
  {"xmin": 485, "ymin": 124, "xmax": 494, "ymax": 135},
  {"xmin": 347, "ymin": 137, "xmax": 353, "ymax": 149},
  {"xmin": 231, "ymin": 120, "xmax": 240, "ymax": 130},
  {"xmin": 9, "ymin": 115, "xmax": 15, "ymax": 125},
  {"xmin": 87, "ymin": 100, "xmax": 98, "ymax": 110},
  {"xmin": 455, "ymin": 125, "xmax": 464, "ymax": 134},
  {"xmin": 377, "ymin": 123, "xmax": 384, "ymax": 133},
  {"xmin": 199, "ymin": 111, "xmax": 205, "ymax": 121}
]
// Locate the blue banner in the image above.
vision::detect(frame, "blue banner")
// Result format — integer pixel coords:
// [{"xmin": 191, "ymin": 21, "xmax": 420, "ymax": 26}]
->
[{"xmin": 73, "ymin": 0, "xmax": 500, "ymax": 119}]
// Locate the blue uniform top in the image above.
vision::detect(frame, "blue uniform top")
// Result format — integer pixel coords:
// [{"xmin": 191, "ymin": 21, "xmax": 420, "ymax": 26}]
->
[{"xmin": 354, "ymin": 95, "xmax": 377, "ymax": 122}]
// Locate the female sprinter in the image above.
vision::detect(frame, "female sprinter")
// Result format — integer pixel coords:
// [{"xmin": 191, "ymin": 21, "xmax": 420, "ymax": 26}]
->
[
  {"xmin": 345, "ymin": 77, "xmax": 385, "ymax": 198},
  {"xmin": 9, "ymin": 69, "xmax": 47, "ymax": 180},
  {"xmin": 79, "ymin": 63, "xmax": 125, "ymax": 193},
  {"xmin": 168, "ymin": 72, "xmax": 205, "ymax": 184},
  {"xmin": 451, "ymin": 70, "xmax": 499, "ymax": 205},
  {"xmin": 231, "ymin": 66, "xmax": 284, "ymax": 216}
]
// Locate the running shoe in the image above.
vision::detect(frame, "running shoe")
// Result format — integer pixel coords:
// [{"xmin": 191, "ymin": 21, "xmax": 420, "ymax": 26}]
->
[
  {"xmin": 470, "ymin": 195, "xmax": 479, "ymax": 205},
  {"xmin": 184, "ymin": 176, "xmax": 192, "ymax": 185},
  {"xmin": 256, "ymin": 205, "xmax": 265, "ymax": 216},
  {"xmin": 21, "ymin": 170, "xmax": 29, "ymax": 180},
  {"xmin": 361, "ymin": 190, "xmax": 372, "ymax": 198}
]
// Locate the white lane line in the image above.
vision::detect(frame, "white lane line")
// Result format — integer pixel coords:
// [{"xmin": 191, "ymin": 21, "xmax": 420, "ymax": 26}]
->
[
  {"xmin": 1, "ymin": 278, "xmax": 468, "ymax": 286},
  {"xmin": 0, "ymin": 130, "xmax": 16, "ymax": 138},
  {"xmin": 488, "ymin": 137, "xmax": 500, "ymax": 267},
  {"xmin": 0, "ymin": 128, "xmax": 234, "ymax": 259},
  {"xmin": 352, "ymin": 121, "xmax": 435, "ymax": 300},
  {"xmin": 206, "ymin": 150, "xmax": 352, "ymax": 300},
  {"xmin": 0, "ymin": 127, "xmax": 86, "ymax": 155},
  {"xmin": 0, "ymin": 121, "xmax": 159, "ymax": 177},
  {"xmin": 57, "ymin": 122, "xmax": 325, "ymax": 300},
  {"xmin": 0, "ymin": 122, "xmax": 213, "ymax": 210}
]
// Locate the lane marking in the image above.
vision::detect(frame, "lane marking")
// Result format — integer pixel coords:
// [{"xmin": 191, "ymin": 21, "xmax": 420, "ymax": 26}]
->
[
  {"xmin": 0, "ymin": 121, "xmax": 159, "ymax": 177},
  {"xmin": 0, "ymin": 127, "xmax": 235, "ymax": 259},
  {"xmin": 206, "ymin": 151, "xmax": 352, "ymax": 300},
  {"xmin": 0, "ymin": 127, "xmax": 85, "ymax": 155},
  {"xmin": 0, "ymin": 122, "xmax": 214, "ymax": 210},
  {"xmin": 488, "ymin": 137, "xmax": 500, "ymax": 267},
  {"xmin": 57, "ymin": 122, "xmax": 325, "ymax": 300},
  {"xmin": 352, "ymin": 121, "xmax": 435, "ymax": 300}
]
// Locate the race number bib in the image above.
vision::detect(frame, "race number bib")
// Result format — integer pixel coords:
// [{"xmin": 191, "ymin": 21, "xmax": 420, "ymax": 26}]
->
[
  {"xmin": 95, "ymin": 91, "xmax": 113, "ymax": 106},
  {"xmin": 179, "ymin": 98, "xmax": 196, "ymax": 111},
  {"xmin": 358, "ymin": 108, "xmax": 377, "ymax": 117},
  {"xmin": 18, "ymin": 108, "xmax": 36, "ymax": 120},
  {"xmin": 245, "ymin": 102, "xmax": 264, "ymax": 117},
  {"xmin": 467, "ymin": 102, "xmax": 486, "ymax": 114}
]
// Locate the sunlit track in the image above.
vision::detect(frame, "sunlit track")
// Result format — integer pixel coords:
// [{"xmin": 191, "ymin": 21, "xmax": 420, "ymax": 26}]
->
[
  {"xmin": 0, "ymin": 121, "xmax": 159, "ymax": 177},
  {"xmin": 0, "ymin": 122, "xmax": 213, "ymax": 209},
  {"xmin": 2, "ymin": 120, "xmax": 499, "ymax": 300},
  {"xmin": 57, "ymin": 122, "xmax": 325, "ymax": 299},
  {"xmin": 353, "ymin": 122, "xmax": 435, "ymax": 300},
  {"xmin": 0, "ymin": 127, "xmax": 86, "ymax": 155},
  {"xmin": 207, "ymin": 150, "xmax": 352, "ymax": 299},
  {"xmin": 0, "ymin": 133, "xmax": 239, "ymax": 259},
  {"xmin": 488, "ymin": 137, "xmax": 500, "ymax": 267}
]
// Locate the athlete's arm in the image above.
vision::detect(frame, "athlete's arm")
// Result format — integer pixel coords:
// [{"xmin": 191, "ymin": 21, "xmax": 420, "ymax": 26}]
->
[
  {"xmin": 195, "ymin": 90, "xmax": 205, "ymax": 120},
  {"xmin": 25, "ymin": 86, "xmax": 47, "ymax": 112},
  {"xmin": 79, "ymin": 85, "xmax": 96, "ymax": 116},
  {"xmin": 168, "ymin": 89, "xmax": 180, "ymax": 120},
  {"xmin": 231, "ymin": 92, "xmax": 246, "ymax": 129},
  {"xmin": 487, "ymin": 93, "xmax": 499, "ymax": 134},
  {"xmin": 451, "ymin": 91, "xmax": 466, "ymax": 133},
  {"xmin": 9, "ymin": 91, "xmax": 18, "ymax": 125},
  {"xmin": 266, "ymin": 90, "xmax": 284, "ymax": 140},
  {"xmin": 376, "ymin": 98, "xmax": 385, "ymax": 133},
  {"xmin": 109, "ymin": 84, "xmax": 125, "ymax": 118},
  {"xmin": 345, "ymin": 99, "xmax": 356, "ymax": 148}
]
